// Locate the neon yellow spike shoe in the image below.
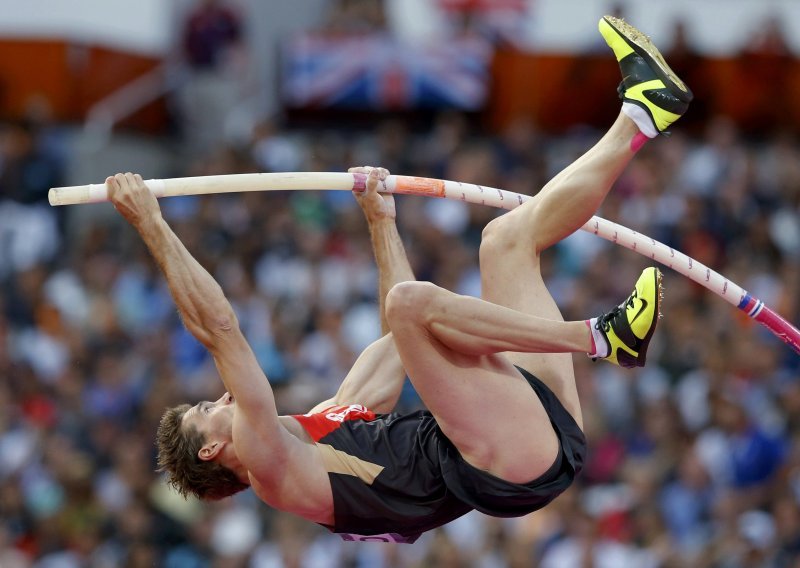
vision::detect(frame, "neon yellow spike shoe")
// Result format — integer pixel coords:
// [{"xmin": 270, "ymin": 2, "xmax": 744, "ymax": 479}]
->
[
  {"xmin": 590, "ymin": 267, "xmax": 663, "ymax": 368},
  {"xmin": 599, "ymin": 16, "xmax": 693, "ymax": 137}
]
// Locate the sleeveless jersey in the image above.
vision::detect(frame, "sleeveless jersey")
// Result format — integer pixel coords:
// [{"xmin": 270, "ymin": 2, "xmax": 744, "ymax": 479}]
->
[{"xmin": 290, "ymin": 404, "xmax": 471, "ymax": 543}]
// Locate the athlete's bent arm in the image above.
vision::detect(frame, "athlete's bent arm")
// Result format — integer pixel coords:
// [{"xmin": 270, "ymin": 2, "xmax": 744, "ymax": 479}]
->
[
  {"xmin": 310, "ymin": 167, "xmax": 413, "ymax": 414},
  {"xmin": 107, "ymin": 173, "xmax": 293, "ymax": 471},
  {"xmin": 352, "ymin": 166, "xmax": 415, "ymax": 335}
]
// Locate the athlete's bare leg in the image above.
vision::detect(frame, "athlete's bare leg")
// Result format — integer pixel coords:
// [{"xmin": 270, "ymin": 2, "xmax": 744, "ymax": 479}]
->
[
  {"xmin": 479, "ymin": 112, "xmax": 641, "ymax": 428},
  {"xmin": 475, "ymin": 12, "xmax": 694, "ymax": 429}
]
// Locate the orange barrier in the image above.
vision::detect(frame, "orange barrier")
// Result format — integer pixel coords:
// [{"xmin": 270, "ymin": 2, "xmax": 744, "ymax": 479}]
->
[
  {"xmin": 0, "ymin": 40, "xmax": 74, "ymax": 119},
  {"xmin": 0, "ymin": 39, "xmax": 166, "ymax": 131}
]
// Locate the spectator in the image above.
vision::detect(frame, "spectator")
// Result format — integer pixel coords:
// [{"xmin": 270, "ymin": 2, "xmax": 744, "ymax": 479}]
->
[{"xmin": 177, "ymin": 0, "xmax": 247, "ymax": 159}]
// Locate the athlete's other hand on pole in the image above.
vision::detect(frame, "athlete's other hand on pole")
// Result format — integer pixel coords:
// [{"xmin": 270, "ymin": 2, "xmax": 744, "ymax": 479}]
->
[
  {"xmin": 349, "ymin": 166, "xmax": 395, "ymax": 222},
  {"xmin": 107, "ymin": 173, "xmax": 162, "ymax": 230}
]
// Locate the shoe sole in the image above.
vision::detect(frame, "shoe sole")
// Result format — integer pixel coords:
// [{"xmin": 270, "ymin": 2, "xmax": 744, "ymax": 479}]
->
[
  {"xmin": 636, "ymin": 267, "xmax": 663, "ymax": 367},
  {"xmin": 602, "ymin": 16, "xmax": 693, "ymax": 103}
]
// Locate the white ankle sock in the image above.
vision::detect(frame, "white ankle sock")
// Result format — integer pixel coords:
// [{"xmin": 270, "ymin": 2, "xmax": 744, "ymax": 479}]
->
[
  {"xmin": 587, "ymin": 317, "xmax": 610, "ymax": 358},
  {"xmin": 622, "ymin": 102, "xmax": 658, "ymax": 138}
]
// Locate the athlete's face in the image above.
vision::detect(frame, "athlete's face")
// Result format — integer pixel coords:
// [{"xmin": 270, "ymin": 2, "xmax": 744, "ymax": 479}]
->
[{"xmin": 182, "ymin": 392, "xmax": 235, "ymax": 447}]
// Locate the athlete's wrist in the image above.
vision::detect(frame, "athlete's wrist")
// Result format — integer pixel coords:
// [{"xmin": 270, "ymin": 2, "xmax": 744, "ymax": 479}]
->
[
  {"xmin": 366, "ymin": 214, "xmax": 396, "ymax": 226},
  {"xmin": 134, "ymin": 211, "xmax": 165, "ymax": 237}
]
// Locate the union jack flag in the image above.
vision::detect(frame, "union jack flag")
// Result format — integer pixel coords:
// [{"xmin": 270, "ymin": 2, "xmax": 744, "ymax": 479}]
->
[{"xmin": 282, "ymin": 34, "xmax": 492, "ymax": 110}]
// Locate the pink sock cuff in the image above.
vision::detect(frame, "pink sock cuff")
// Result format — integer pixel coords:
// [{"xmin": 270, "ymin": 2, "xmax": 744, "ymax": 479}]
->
[
  {"xmin": 630, "ymin": 131, "xmax": 649, "ymax": 153},
  {"xmin": 585, "ymin": 320, "xmax": 597, "ymax": 355}
]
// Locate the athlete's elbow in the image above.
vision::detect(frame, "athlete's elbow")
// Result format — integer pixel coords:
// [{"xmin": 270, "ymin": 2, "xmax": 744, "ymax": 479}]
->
[
  {"xmin": 209, "ymin": 311, "xmax": 239, "ymax": 336},
  {"xmin": 196, "ymin": 308, "xmax": 240, "ymax": 348}
]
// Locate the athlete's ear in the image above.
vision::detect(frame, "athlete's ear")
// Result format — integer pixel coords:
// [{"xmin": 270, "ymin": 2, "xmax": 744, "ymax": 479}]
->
[{"xmin": 198, "ymin": 440, "xmax": 224, "ymax": 462}]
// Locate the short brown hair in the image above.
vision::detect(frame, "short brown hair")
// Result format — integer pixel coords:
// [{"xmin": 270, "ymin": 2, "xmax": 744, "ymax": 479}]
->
[{"xmin": 155, "ymin": 404, "xmax": 248, "ymax": 501}]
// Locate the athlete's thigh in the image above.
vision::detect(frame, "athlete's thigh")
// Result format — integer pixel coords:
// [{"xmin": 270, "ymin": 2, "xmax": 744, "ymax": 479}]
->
[
  {"xmin": 479, "ymin": 207, "xmax": 582, "ymax": 425},
  {"xmin": 390, "ymin": 321, "xmax": 559, "ymax": 484}
]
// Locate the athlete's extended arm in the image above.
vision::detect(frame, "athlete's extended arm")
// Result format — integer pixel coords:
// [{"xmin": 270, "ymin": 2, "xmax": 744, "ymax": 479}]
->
[
  {"xmin": 310, "ymin": 167, "xmax": 413, "ymax": 413},
  {"xmin": 107, "ymin": 173, "xmax": 291, "ymax": 465}
]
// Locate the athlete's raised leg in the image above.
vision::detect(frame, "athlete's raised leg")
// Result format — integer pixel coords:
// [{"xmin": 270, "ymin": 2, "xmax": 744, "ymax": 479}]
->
[
  {"xmin": 480, "ymin": 113, "xmax": 641, "ymax": 428},
  {"xmin": 479, "ymin": 15, "xmax": 693, "ymax": 427},
  {"xmin": 384, "ymin": 16, "xmax": 691, "ymax": 485}
]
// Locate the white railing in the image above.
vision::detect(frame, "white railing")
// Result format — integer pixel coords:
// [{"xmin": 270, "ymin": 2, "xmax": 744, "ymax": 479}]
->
[{"xmin": 82, "ymin": 63, "xmax": 186, "ymax": 150}]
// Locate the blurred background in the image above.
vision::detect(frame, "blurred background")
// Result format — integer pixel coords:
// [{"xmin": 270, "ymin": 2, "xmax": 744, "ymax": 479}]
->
[{"xmin": 1, "ymin": 0, "xmax": 800, "ymax": 566}]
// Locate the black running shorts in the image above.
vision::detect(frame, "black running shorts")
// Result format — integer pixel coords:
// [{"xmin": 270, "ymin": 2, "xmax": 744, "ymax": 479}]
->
[{"xmin": 437, "ymin": 366, "xmax": 587, "ymax": 517}]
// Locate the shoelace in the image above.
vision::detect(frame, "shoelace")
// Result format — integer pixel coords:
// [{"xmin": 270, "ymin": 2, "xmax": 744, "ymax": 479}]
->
[{"xmin": 595, "ymin": 294, "xmax": 637, "ymax": 333}]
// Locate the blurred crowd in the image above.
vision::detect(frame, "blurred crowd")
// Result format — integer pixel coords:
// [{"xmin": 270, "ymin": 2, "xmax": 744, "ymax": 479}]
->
[
  {"xmin": 2, "ymin": 1, "xmax": 800, "ymax": 567},
  {"xmin": 2, "ymin": 105, "xmax": 800, "ymax": 567}
]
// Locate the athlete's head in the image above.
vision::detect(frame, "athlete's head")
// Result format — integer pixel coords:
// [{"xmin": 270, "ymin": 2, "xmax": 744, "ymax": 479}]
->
[{"xmin": 156, "ymin": 392, "xmax": 248, "ymax": 500}]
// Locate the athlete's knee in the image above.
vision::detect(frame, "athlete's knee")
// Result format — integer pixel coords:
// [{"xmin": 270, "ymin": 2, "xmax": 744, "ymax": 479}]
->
[
  {"xmin": 479, "ymin": 210, "xmax": 539, "ymax": 264},
  {"xmin": 386, "ymin": 281, "xmax": 440, "ymax": 328}
]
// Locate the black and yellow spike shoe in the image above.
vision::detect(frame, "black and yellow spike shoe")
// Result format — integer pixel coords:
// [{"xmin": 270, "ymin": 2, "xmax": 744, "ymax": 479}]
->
[
  {"xmin": 599, "ymin": 16, "xmax": 693, "ymax": 137},
  {"xmin": 591, "ymin": 267, "xmax": 663, "ymax": 368}
]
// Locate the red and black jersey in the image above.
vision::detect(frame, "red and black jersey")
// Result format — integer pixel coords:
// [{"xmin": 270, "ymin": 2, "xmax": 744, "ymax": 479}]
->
[
  {"xmin": 289, "ymin": 368, "xmax": 586, "ymax": 544},
  {"xmin": 291, "ymin": 404, "xmax": 471, "ymax": 543}
]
